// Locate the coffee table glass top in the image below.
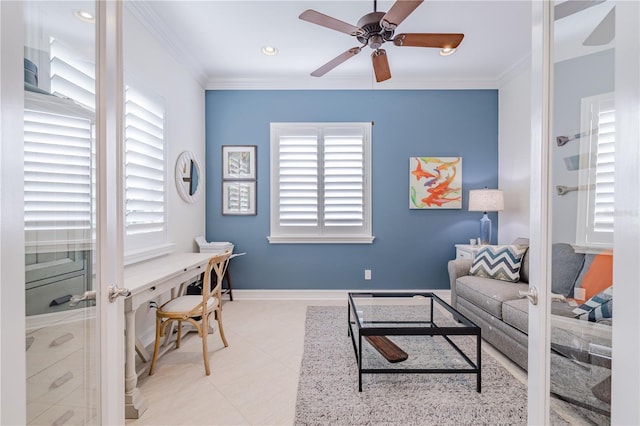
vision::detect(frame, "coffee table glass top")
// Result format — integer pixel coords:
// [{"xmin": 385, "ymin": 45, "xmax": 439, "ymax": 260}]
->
[{"xmin": 349, "ymin": 292, "xmax": 477, "ymax": 330}]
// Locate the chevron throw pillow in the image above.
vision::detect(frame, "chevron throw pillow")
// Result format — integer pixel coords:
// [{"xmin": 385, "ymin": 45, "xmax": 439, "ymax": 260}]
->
[
  {"xmin": 469, "ymin": 245, "xmax": 529, "ymax": 283},
  {"xmin": 573, "ymin": 286, "xmax": 613, "ymax": 322}
]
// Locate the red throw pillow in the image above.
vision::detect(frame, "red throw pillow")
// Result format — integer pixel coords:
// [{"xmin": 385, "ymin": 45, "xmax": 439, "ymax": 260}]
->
[{"xmin": 578, "ymin": 253, "xmax": 613, "ymax": 302}]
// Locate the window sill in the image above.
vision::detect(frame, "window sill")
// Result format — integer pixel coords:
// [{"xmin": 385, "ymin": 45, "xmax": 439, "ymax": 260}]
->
[
  {"xmin": 124, "ymin": 242, "xmax": 176, "ymax": 266},
  {"xmin": 267, "ymin": 235, "xmax": 375, "ymax": 244}
]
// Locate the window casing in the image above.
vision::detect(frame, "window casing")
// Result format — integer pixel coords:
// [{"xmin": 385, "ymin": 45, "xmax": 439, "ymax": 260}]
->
[
  {"xmin": 269, "ymin": 122, "xmax": 373, "ymax": 243},
  {"xmin": 576, "ymin": 92, "xmax": 614, "ymax": 249}
]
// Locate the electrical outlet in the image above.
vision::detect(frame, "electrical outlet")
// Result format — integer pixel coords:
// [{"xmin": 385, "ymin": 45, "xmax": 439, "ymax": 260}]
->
[{"xmin": 364, "ymin": 269, "xmax": 372, "ymax": 280}]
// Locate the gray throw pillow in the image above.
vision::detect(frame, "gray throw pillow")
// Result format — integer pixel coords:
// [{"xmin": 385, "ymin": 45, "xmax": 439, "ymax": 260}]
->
[{"xmin": 551, "ymin": 243, "xmax": 585, "ymax": 297}]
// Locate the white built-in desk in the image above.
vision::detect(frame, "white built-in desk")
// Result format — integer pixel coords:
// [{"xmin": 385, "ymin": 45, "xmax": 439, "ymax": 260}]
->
[{"xmin": 123, "ymin": 252, "xmax": 213, "ymax": 419}]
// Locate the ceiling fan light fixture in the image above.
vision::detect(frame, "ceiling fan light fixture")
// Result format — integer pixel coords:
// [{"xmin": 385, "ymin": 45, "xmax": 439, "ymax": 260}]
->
[
  {"xmin": 261, "ymin": 46, "xmax": 278, "ymax": 56},
  {"xmin": 439, "ymin": 47, "xmax": 456, "ymax": 56}
]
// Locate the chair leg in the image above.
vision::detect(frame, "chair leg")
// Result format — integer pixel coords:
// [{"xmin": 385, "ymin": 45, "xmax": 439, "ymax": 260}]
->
[
  {"xmin": 149, "ymin": 316, "xmax": 163, "ymax": 375},
  {"xmin": 176, "ymin": 320, "xmax": 182, "ymax": 349},
  {"xmin": 201, "ymin": 313, "xmax": 211, "ymax": 376},
  {"xmin": 216, "ymin": 308, "xmax": 229, "ymax": 347}
]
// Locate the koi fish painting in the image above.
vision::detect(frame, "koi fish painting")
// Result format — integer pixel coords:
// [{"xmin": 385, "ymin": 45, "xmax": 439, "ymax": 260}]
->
[{"xmin": 409, "ymin": 157, "xmax": 462, "ymax": 209}]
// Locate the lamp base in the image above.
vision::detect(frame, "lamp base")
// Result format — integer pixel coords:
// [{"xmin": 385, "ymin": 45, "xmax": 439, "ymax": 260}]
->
[{"xmin": 479, "ymin": 213, "xmax": 492, "ymax": 245}]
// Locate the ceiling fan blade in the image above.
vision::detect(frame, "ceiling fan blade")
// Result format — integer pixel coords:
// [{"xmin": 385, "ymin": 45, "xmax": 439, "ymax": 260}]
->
[
  {"xmin": 393, "ymin": 33, "xmax": 464, "ymax": 48},
  {"xmin": 554, "ymin": 0, "xmax": 606, "ymax": 20},
  {"xmin": 299, "ymin": 9, "xmax": 363, "ymax": 36},
  {"xmin": 380, "ymin": 0, "xmax": 424, "ymax": 30},
  {"xmin": 583, "ymin": 7, "xmax": 615, "ymax": 46},
  {"xmin": 311, "ymin": 47, "xmax": 362, "ymax": 77},
  {"xmin": 372, "ymin": 49, "xmax": 391, "ymax": 83}
]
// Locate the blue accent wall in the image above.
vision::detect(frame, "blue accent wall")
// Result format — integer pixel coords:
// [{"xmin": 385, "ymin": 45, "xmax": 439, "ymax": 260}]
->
[{"xmin": 205, "ymin": 90, "xmax": 498, "ymax": 290}]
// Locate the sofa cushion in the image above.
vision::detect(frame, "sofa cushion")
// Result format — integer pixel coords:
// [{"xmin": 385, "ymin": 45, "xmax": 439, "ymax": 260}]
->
[
  {"xmin": 456, "ymin": 275, "xmax": 528, "ymax": 319},
  {"xmin": 502, "ymin": 298, "xmax": 529, "ymax": 333},
  {"xmin": 502, "ymin": 298, "xmax": 589, "ymax": 334},
  {"xmin": 469, "ymin": 244, "xmax": 528, "ymax": 282},
  {"xmin": 551, "ymin": 243, "xmax": 585, "ymax": 297}
]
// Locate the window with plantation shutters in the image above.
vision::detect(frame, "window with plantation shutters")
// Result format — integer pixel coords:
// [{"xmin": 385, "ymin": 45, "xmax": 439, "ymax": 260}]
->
[
  {"xmin": 269, "ymin": 123, "xmax": 373, "ymax": 243},
  {"xmin": 124, "ymin": 86, "xmax": 167, "ymax": 252},
  {"xmin": 24, "ymin": 92, "xmax": 94, "ymax": 246},
  {"xmin": 576, "ymin": 93, "xmax": 614, "ymax": 248}
]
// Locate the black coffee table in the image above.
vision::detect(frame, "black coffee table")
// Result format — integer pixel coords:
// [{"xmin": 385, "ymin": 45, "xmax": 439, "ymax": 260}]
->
[{"xmin": 348, "ymin": 292, "xmax": 482, "ymax": 392}]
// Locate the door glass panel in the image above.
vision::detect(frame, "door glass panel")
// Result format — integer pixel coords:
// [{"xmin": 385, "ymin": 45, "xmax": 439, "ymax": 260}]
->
[
  {"xmin": 24, "ymin": 1, "xmax": 98, "ymax": 424},
  {"xmin": 551, "ymin": 1, "xmax": 614, "ymax": 422}
]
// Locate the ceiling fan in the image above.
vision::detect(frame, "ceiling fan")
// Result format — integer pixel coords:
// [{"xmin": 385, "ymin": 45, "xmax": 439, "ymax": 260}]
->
[
  {"xmin": 554, "ymin": 0, "xmax": 614, "ymax": 46},
  {"xmin": 298, "ymin": 0, "xmax": 464, "ymax": 82}
]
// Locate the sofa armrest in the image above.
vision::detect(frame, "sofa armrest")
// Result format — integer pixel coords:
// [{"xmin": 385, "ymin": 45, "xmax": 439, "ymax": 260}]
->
[{"xmin": 447, "ymin": 259, "xmax": 473, "ymax": 309}]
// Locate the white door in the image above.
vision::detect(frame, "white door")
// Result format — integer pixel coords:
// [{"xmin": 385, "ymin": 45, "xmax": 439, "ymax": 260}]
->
[
  {"xmin": 528, "ymin": 1, "xmax": 640, "ymax": 424},
  {"xmin": 1, "ymin": 1, "xmax": 124, "ymax": 424}
]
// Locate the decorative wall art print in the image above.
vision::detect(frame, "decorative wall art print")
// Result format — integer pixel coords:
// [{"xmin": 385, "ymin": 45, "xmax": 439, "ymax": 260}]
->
[
  {"xmin": 409, "ymin": 157, "xmax": 462, "ymax": 209},
  {"xmin": 222, "ymin": 145, "xmax": 256, "ymax": 180}
]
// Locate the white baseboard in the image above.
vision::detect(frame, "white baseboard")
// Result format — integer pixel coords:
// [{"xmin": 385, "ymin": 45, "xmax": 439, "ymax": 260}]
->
[{"xmin": 226, "ymin": 289, "xmax": 451, "ymax": 301}]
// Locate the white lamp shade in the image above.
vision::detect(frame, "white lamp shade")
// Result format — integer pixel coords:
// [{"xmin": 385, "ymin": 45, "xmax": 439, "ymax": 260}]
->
[{"xmin": 468, "ymin": 189, "xmax": 504, "ymax": 212}]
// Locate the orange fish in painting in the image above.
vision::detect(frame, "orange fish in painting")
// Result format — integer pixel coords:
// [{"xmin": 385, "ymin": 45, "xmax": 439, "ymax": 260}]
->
[
  {"xmin": 411, "ymin": 160, "xmax": 436, "ymax": 181},
  {"xmin": 421, "ymin": 162, "xmax": 461, "ymax": 207}
]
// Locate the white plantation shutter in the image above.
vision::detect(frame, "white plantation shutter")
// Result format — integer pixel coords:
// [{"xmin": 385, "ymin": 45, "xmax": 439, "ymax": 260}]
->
[
  {"xmin": 270, "ymin": 123, "xmax": 373, "ymax": 243},
  {"xmin": 577, "ymin": 93, "xmax": 615, "ymax": 247},
  {"xmin": 278, "ymin": 129, "xmax": 319, "ymax": 227},
  {"xmin": 124, "ymin": 86, "xmax": 167, "ymax": 249},
  {"xmin": 50, "ymin": 37, "xmax": 95, "ymax": 110},
  {"xmin": 24, "ymin": 93, "xmax": 94, "ymax": 245},
  {"xmin": 324, "ymin": 128, "xmax": 365, "ymax": 227}
]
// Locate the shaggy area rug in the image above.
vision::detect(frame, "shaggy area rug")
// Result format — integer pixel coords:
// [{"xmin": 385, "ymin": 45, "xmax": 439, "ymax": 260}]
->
[{"xmin": 295, "ymin": 305, "xmax": 556, "ymax": 426}]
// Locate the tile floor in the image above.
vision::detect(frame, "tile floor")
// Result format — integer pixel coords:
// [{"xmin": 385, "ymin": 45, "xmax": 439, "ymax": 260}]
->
[{"xmin": 126, "ymin": 297, "xmax": 584, "ymax": 425}]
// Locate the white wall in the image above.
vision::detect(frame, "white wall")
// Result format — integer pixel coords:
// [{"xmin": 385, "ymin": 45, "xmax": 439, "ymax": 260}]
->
[
  {"xmin": 498, "ymin": 65, "xmax": 532, "ymax": 244},
  {"xmin": 124, "ymin": 10, "xmax": 206, "ymax": 339}
]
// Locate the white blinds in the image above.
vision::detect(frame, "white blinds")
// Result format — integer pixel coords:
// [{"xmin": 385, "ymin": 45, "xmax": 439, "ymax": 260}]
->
[
  {"xmin": 270, "ymin": 123, "xmax": 371, "ymax": 242},
  {"xmin": 278, "ymin": 131, "xmax": 318, "ymax": 227},
  {"xmin": 24, "ymin": 108, "xmax": 93, "ymax": 235},
  {"xmin": 593, "ymin": 98, "xmax": 615, "ymax": 234},
  {"xmin": 124, "ymin": 86, "xmax": 166, "ymax": 237},
  {"xmin": 323, "ymin": 128, "xmax": 365, "ymax": 227},
  {"xmin": 50, "ymin": 38, "xmax": 95, "ymax": 110},
  {"xmin": 577, "ymin": 93, "xmax": 615, "ymax": 247}
]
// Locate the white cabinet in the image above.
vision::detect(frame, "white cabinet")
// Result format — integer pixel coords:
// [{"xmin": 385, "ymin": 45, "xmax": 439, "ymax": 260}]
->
[{"xmin": 454, "ymin": 244, "xmax": 481, "ymax": 260}]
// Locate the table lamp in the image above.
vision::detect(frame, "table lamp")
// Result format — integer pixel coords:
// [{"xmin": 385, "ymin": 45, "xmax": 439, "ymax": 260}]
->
[{"xmin": 468, "ymin": 188, "xmax": 504, "ymax": 245}]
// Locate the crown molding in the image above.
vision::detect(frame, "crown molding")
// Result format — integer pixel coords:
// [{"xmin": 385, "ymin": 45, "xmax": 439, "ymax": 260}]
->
[
  {"xmin": 206, "ymin": 75, "xmax": 502, "ymax": 91},
  {"xmin": 125, "ymin": 1, "xmax": 208, "ymax": 88},
  {"xmin": 497, "ymin": 53, "xmax": 532, "ymax": 88}
]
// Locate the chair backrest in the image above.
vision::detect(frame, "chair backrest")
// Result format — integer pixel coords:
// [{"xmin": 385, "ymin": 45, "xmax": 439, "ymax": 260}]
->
[{"xmin": 201, "ymin": 250, "xmax": 232, "ymax": 306}]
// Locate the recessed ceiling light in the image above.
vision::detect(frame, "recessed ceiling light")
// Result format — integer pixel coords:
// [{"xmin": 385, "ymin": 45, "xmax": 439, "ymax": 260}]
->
[
  {"xmin": 73, "ymin": 9, "xmax": 95, "ymax": 24},
  {"xmin": 439, "ymin": 47, "xmax": 456, "ymax": 57},
  {"xmin": 261, "ymin": 46, "xmax": 278, "ymax": 56}
]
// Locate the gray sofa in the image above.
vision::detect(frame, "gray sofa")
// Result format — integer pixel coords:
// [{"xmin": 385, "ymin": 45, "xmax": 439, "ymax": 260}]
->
[
  {"xmin": 448, "ymin": 241, "xmax": 613, "ymax": 417},
  {"xmin": 447, "ymin": 241, "xmax": 610, "ymax": 369}
]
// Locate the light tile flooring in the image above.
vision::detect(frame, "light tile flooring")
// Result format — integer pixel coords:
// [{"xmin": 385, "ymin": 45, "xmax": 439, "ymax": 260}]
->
[{"xmin": 126, "ymin": 298, "xmax": 583, "ymax": 425}]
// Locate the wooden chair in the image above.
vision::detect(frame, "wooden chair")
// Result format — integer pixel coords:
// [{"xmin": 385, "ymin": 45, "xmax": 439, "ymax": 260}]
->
[{"xmin": 149, "ymin": 251, "xmax": 231, "ymax": 376}]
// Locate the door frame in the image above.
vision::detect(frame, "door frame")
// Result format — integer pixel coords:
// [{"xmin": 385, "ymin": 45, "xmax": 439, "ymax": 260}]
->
[
  {"xmin": 528, "ymin": 1, "xmax": 640, "ymax": 424},
  {"xmin": 0, "ymin": 1, "xmax": 27, "ymax": 423},
  {"xmin": 0, "ymin": 1, "xmax": 125, "ymax": 424}
]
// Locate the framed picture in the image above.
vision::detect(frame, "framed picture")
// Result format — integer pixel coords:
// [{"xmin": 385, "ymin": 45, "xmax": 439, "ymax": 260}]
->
[
  {"xmin": 222, "ymin": 181, "xmax": 256, "ymax": 215},
  {"xmin": 409, "ymin": 156, "xmax": 462, "ymax": 209},
  {"xmin": 222, "ymin": 145, "xmax": 256, "ymax": 180}
]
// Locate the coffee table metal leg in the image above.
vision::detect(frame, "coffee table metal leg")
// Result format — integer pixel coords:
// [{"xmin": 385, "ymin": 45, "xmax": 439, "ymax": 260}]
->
[
  {"xmin": 477, "ymin": 334, "xmax": 482, "ymax": 393},
  {"xmin": 358, "ymin": 334, "xmax": 363, "ymax": 392}
]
